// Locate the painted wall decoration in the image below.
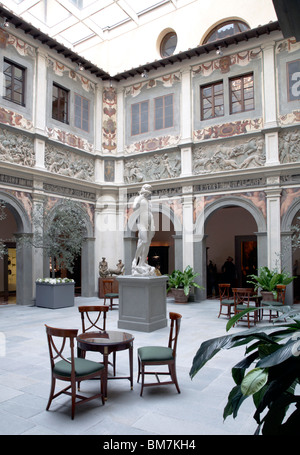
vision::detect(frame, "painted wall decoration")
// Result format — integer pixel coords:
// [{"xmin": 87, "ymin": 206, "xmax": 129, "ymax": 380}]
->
[
  {"xmin": 0, "ymin": 106, "xmax": 33, "ymax": 131},
  {"xmin": 124, "ymin": 151, "xmax": 181, "ymax": 183},
  {"xmin": 102, "ymin": 87, "xmax": 117, "ymax": 152},
  {"xmin": 46, "ymin": 126, "xmax": 94, "ymax": 152},
  {"xmin": 281, "ymin": 188, "xmax": 300, "ymax": 216},
  {"xmin": 45, "ymin": 143, "xmax": 94, "ymax": 181},
  {"xmin": 192, "ymin": 48, "xmax": 261, "ymax": 77},
  {"xmin": 0, "ymin": 126, "xmax": 34, "ymax": 166},
  {"xmin": 193, "ymin": 135, "xmax": 265, "ymax": 174},
  {"xmin": 125, "ymin": 135, "xmax": 181, "ymax": 154},
  {"xmin": 104, "ymin": 159, "xmax": 115, "ymax": 182},
  {"xmin": 47, "ymin": 58, "xmax": 95, "ymax": 93},
  {"xmin": 125, "ymin": 73, "xmax": 181, "ymax": 98},
  {"xmin": 194, "ymin": 118, "xmax": 262, "ymax": 141},
  {"xmin": 279, "ymin": 128, "xmax": 300, "ymax": 163}
]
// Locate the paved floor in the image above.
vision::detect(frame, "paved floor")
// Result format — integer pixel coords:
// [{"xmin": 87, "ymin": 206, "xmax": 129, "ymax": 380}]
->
[{"xmin": 0, "ymin": 296, "xmax": 264, "ymax": 436}]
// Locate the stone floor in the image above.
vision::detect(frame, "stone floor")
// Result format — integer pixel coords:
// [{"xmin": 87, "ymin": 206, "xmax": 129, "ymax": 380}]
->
[{"xmin": 0, "ymin": 296, "xmax": 269, "ymax": 436}]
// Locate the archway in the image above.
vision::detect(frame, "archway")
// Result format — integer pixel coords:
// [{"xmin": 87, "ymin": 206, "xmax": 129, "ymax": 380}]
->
[
  {"xmin": 0, "ymin": 191, "xmax": 33, "ymax": 305},
  {"xmin": 194, "ymin": 194, "xmax": 267, "ymax": 300}
]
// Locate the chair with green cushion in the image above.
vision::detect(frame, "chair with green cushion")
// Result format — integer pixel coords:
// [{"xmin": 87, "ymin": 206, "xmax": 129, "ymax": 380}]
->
[
  {"xmin": 233, "ymin": 287, "xmax": 257, "ymax": 328},
  {"xmin": 262, "ymin": 284, "xmax": 286, "ymax": 322},
  {"xmin": 78, "ymin": 305, "xmax": 116, "ymax": 375},
  {"xmin": 45, "ymin": 325, "xmax": 106, "ymax": 419},
  {"xmin": 103, "ymin": 279, "xmax": 119, "ymax": 310},
  {"xmin": 218, "ymin": 283, "xmax": 234, "ymax": 318},
  {"xmin": 137, "ymin": 312, "xmax": 182, "ymax": 396}
]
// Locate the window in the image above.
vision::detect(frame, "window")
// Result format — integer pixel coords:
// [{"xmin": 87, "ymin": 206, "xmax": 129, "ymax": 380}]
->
[
  {"xmin": 204, "ymin": 20, "xmax": 249, "ymax": 44},
  {"xmin": 201, "ymin": 82, "xmax": 224, "ymax": 120},
  {"xmin": 160, "ymin": 32, "xmax": 177, "ymax": 58},
  {"xmin": 131, "ymin": 101, "xmax": 149, "ymax": 135},
  {"xmin": 3, "ymin": 59, "xmax": 25, "ymax": 106},
  {"xmin": 155, "ymin": 94, "xmax": 173, "ymax": 130},
  {"xmin": 52, "ymin": 83, "xmax": 69, "ymax": 123},
  {"xmin": 74, "ymin": 93, "xmax": 89, "ymax": 131},
  {"xmin": 230, "ymin": 73, "xmax": 254, "ymax": 114}
]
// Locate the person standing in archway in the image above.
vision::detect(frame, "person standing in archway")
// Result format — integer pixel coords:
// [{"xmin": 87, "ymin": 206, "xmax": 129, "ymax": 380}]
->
[{"xmin": 221, "ymin": 256, "xmax": 236, "ymax": 290}]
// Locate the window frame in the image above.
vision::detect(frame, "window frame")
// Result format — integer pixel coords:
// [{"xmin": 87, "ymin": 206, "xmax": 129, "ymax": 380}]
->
[
  {"xmin": 200, "ymin": 81, "xmax": 224, "ymax": 120},
  {"xmin": 52, "ymin": 82, "xmax": 69, "ymax": 124},
  {"xmin": 131, "ymin": 100, "xmax": 149, "ymax": 136},
  {"xmin": 229, "ymin": 73, "xmax": 254, "ymax": 115},
  {"xmin": 160, "ymin": 32, "xmax": 177, "ymax": 58},
  {"xmin": 154, "ymin": 93, "xmax": 174, "ymax": 131},
  {"xmin": 3, "ymin": 58, "xmax": 26, "ymax": 106},
  {"xmin": 74, "ymin": 92, "xmax": 90, "ymax": 132}
]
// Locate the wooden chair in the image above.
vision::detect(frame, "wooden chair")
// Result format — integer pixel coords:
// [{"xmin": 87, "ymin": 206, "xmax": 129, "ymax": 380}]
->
[
  {"xmin": 218, "ymin": 283, "xmax": 234, "ymax": 318},
  {"xmin": 103, "ymin": 279, "xmax": 119, "ymax": 310},
  {"xmin": 45, "ymin": 325, "xmax": 105, "ymax": 420},
  {"xmin": 78, "ymin": 305, "xmax": 116, "ymax": 375},
  {"xmin": 262, "ymin": 285, "xmax": 286, "ymax": 322},
  {"xmin": 137, "ymin": 312, "xmax": 182, "ymax": 396},
  {"xmin": 232, "ymin": 288, "xmax": 257, "ymax": 328}
]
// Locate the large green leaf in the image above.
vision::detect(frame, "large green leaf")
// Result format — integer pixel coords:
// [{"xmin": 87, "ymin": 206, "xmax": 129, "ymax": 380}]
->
[
  {"xmin": 241, "ymin": 368, "xmax": 268, "ymax": 396},
  {"xmin": 223, "ymin": 385, "xmax": 248, "ymax": 420},
  {"xmin": 257, "ymin": 337, "xmax": 300, "ymax": 368}
]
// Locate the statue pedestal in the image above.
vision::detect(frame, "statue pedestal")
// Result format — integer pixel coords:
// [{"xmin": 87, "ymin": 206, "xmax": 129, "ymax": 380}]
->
[{"xmin": 117, "ymin": 275, "xmax": 168, "ymax": 332}]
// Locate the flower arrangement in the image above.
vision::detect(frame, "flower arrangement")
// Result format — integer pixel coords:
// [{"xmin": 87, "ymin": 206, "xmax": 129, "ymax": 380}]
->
[{"xmin": 36, "ymin": 278, "xmax": 74, "ymax": 284}]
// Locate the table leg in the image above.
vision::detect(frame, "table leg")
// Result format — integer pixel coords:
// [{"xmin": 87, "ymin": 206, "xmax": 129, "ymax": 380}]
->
[
  {"xmin": 129, "ymin": 343, "xmax": 133, "ymax": 390},
  {"xmin": 103, "ymin": 348, "xmax": 108, "ymax": 399}
]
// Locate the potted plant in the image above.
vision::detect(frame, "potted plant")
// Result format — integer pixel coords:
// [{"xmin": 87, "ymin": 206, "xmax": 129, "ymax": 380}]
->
[
  {"xmin": 167, "ymin": 266, "xmax": 203, "ymax": 303},
  {"xmin": 190, "ymin": 305, "xmax": 300, "ymax": 435},
  {"xmin": 22, "ymin": 199, "xmax": 86, "ymax": 308},
  {"xmin": 36, "ymin": 277, "xmax": 75, "ymax": 309},
  {"xmin": 247, "ymin": 266, "xmax": 295, "ymax": 301}
]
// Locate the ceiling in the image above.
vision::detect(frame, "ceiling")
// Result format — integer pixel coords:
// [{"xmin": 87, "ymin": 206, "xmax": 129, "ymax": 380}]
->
[{"xmin": 0, "ymin": 0, "xmax": 181, "ymax": 48}]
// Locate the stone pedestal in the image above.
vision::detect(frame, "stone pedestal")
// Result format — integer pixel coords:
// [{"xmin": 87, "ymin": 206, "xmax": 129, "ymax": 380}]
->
[{"xmin": 117, "ymin": 275, "xmax": 168, "ymax": 332}]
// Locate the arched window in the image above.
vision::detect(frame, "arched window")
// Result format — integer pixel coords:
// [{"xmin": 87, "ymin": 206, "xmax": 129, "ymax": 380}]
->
[
  {"xmin": 160, "ymin": 32, "xmax": 177, "ymax": 58},
  {"xmin": 204, "ymin": 20, "xmax": 250, "ymax": 44}
]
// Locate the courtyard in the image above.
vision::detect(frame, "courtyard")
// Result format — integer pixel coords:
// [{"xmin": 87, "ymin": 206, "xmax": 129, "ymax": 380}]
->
[{"xmin": 0, "ymin": 297, "xmax": 260, "ymax": 436}]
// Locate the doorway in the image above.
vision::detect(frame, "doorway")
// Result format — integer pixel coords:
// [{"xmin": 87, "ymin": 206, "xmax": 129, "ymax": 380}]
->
[{"xmin": 235, "ymin": 235, "xmax": 257, "ymax": 287}]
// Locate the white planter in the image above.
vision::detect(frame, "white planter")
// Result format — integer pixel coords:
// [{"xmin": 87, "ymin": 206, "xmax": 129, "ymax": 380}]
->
[{"xmin": 36, "ymin": 282, "xmax": 75, "ymax": 309}]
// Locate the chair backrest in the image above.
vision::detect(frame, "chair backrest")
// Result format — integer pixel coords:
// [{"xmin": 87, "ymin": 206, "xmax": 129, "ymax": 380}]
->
[
  {"xmin": 168, "ymin": 312, "xmax": 182, "ymax": 357},
  {"xmin": 218, "ymin": 283, "xmax": 231, "ymax": 300},
  {"xmin": 232, "ymin": 288, "xmax": 254, "ymax": 306},
  {"xmin": 45, "ymin": 325, "xmax": 78, "ymax": 373},
  {"xmin": 102, "ymin": 279, "xmax": 114, "ymax": 294},
  {"xmin": 78, "ymin": 305, "xmax": 108, "ymax": 332},
  {"xmin": 276, "ymin": 285, "xmax": 286, "ymax": 304}
]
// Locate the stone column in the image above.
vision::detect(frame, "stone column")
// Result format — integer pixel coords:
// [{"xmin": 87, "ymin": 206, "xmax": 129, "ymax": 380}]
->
[
  {"xmin": 81, "ymin": 237, "xmax": 96, "ymax": 296},
  {"xmin": 14, "ymin": 234, "xmax": 34, "ymax": 305},
  {"xmin": 182, "ymin": 186, "xmax": 194, "ymax": 270},
  {"xmin": 266, "ymin": 186, "xmax": 282, "ymax": 269}
]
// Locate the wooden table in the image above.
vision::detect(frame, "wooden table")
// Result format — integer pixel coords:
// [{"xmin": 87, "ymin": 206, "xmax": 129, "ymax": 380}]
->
[{"xmin": 77, "ymin": 330, "xmax": 134, "ymax": 399}]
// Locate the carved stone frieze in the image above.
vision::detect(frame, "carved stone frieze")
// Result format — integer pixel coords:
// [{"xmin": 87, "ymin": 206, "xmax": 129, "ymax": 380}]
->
[
  {"xmin": 193, "ymin": 135, "xmax": 265, "ymax": 175},
  {"xmin": 0, "ymin": 126, "xmax": 35, "ymax": 166},
  {"xmin": 124, "ymin": 151, "xmax": 181, "ymax": 183},
  {"xmin": 45, "ymin": 143, "xmax": 94, "ymax": 181},
  {"xmin": 279, "ymin": 128, "xmax": 300, "ymax": 163}
]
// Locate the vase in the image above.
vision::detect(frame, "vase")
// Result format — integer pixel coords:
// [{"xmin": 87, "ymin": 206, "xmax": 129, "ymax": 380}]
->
[
  {"xmin": 260, "ymin": 291, "xmax": 275, "ymax": 301},
  {"xmin": 36, "ymin": 282, "xmax": 75, "ymax": 309},
  {"xmin": 171, "ymin": 288, "xmax": 189, "ymax": 303}
]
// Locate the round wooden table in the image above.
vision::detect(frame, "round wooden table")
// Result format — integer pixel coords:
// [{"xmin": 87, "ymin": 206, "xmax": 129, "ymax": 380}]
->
[{"xmin": 77, "ymin": 330, "xmax": 134, "ymax": 399}]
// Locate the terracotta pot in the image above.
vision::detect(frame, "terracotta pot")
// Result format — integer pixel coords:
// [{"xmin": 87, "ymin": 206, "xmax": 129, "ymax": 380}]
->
[
  {"xmin": 260, "ymin": 291, "xmax": 274, "ymax": 301},
  {"xmin": 171, "ymin": 288, "xmax": 189, "ymax": 303}
]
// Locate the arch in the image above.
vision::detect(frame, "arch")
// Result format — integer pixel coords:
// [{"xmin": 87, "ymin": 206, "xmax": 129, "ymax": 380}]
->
[
  {"xmin": 200, "ymin": 18, "xmax": 250, "ymax": 45},
  {"xmin": 0, "ymin": 191, "xmax": 32, "ymax": 233},
  {"xmin": 46, "ymin": 199, "xmax": 93, "ymax": 238},
  {"xmin": 281, "ymin": 195, "xmax": 300, "ymax": 231},
  {"xmin": 195, "ymin": 194, "xmax": 267, "ymax": 234}
]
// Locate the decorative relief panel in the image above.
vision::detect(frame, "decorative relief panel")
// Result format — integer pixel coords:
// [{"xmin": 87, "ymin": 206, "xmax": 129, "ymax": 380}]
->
[
  {"xmin": 45, "ymin": 143, "xmax": 94, "ymax": 181},
  {"xmin": 102, "ymin": 87, "xmax": 117, "ymax": 153},
  {"xmin": 0, "ymin": 126, "xmax": 34, "ymax": 166},
  {"xmin": 279, "ymin": 128, "xmax": 300, "ymax": 163},
  {"xmin": 193, "ymin": 136, "xmax": 265, "ymax": 174},
  {"xmin": 124, "ymin": 151, "xmax": 181, "ymax": 183}
]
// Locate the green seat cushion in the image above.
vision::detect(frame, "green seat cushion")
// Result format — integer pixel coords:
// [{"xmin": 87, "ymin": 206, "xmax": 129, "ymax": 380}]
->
[
  {"xmin": 54, "ymin": 358, "xmax": 105, "ymax": 378},
  {"xmin": 236, "ymin": 304, "xmax": 256, "ymax": 311},
  {"xmin": 221, "ymin": 299, "xmax": 234, "ymax": 305},
  {"xmin": 138, "ymin": 346, "xmax": 173, "ymax": 362},
  {"xmin": 105, "ymin": 293, "xmax": 119, "ymax": 298},
  {"xmin": 261, "ymin": 301, "xmax": 284, "ymax": 307}
]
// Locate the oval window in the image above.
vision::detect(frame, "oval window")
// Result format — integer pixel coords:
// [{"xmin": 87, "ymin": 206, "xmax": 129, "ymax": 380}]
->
[
  {"xmin": 160, "ymin": 32, "xmax": 177, "ymax": 58},
  {"xmin": 204, "ymin": 20, "xmax": 249, "ymax": 43}
]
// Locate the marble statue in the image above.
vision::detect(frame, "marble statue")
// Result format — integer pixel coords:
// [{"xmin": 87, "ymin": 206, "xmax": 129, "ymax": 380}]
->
[{"xmin": 132, "ymin": 184, "xmax": 156, "ymax": 277}]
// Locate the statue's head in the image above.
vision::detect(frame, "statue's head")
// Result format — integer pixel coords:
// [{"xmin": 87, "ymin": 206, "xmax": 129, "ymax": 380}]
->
[{"xmin": 140, "ymin": 184, "xmax": 152, "ymax": 196}]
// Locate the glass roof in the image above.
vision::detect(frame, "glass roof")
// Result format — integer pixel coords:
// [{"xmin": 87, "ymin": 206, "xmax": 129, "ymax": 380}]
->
[{"xmin": 2, "ymin": 0, "xmax": 179, "ymax": 48}]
